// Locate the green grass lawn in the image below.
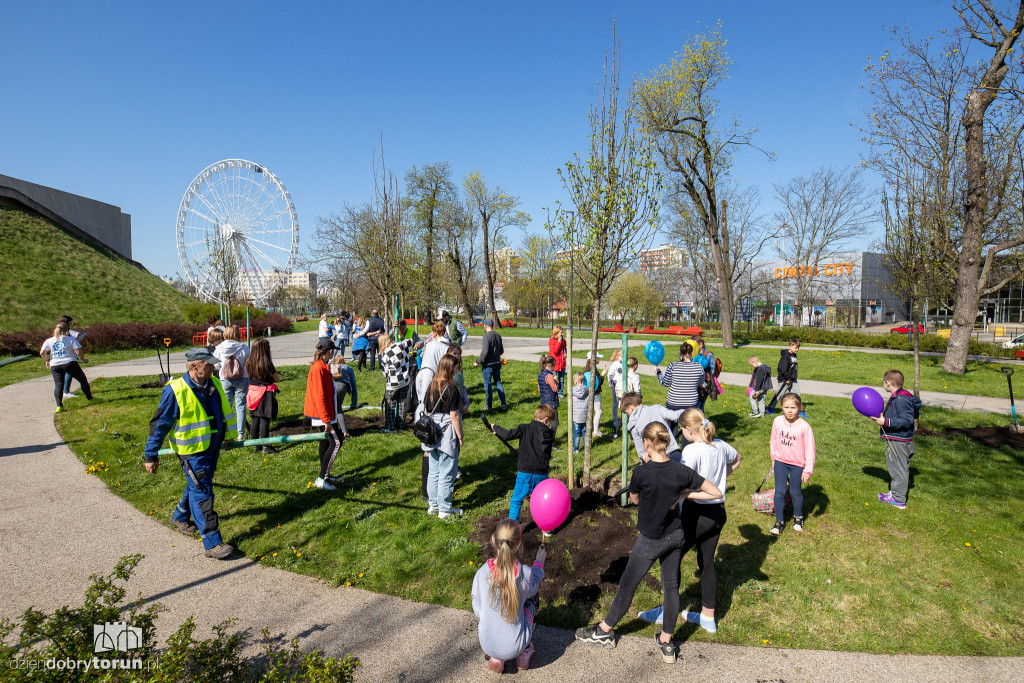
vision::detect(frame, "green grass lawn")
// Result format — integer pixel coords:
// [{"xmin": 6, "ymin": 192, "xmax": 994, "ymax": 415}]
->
[
  {"xmin": 0, "ymin": 347, "xmax": 194, "ymax": 390},
  {"xmin": 49, "ymin": 360, "xmax": 1024, "ymax": 655},
  {"xmin": 571, "ymin": 344, "xmax": 1016, "ymax": 399}
]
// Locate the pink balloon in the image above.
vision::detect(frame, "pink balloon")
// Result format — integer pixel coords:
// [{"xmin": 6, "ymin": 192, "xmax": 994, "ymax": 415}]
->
[{"xmin": 530, "ymin": 479, "xmax": 571, "ymax": 532}]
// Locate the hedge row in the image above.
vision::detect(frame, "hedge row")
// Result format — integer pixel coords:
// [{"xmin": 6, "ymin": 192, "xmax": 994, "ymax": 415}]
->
[
  {"xmin": 182, "ymin": 302, "xmax": 268, "ymax": 325},
  {"xmin": 0, "ymin": 314, "xmax": 293, "ymax": 355}
]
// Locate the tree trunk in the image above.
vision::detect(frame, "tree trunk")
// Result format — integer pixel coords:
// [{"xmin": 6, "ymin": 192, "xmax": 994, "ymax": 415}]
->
[
  {"xmin": 583, "ymin": 294, "xmax": 602, "ymax": 485},
  {"xmin": 481, "ymin": 219, "xmax": 504, "ymax": 328},
  {"xmin": 711, "ymin": 205, "xmax": 735, "ymax": 347},
  {"xmin": 912, "ymin": 297, "xmax": 921, "ymax": 397}
]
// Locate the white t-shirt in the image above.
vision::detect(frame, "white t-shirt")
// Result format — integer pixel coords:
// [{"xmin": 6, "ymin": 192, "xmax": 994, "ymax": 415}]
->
[
  {"xmin": 681, "ymin": 438, "xmax": 738, "ymax": 505},
  {"xmin": 41, "ymin": 335, "xmax": 82, "ymax": 367},
  {"xmin": 318, "ymin": 319, "xmax": 329, "ymax": 337}
]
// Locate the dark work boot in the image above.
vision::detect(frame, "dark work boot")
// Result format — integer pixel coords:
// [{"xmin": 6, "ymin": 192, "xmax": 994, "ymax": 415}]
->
[
  {"xmin": 204, "ymin": 543, "xmax": 236, "ymax": 560},
  {"xmin": 171, "ymin": 516, "xmax": 198, "ymax": 535}
]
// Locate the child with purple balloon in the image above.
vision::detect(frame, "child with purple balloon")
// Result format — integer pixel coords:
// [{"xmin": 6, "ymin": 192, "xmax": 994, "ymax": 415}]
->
[
  {"xmin": 490, "ymin": 405, "xmax": 556, "ymax": 529},
  {"xmin": 575, "ymin": 422, "xmax": 722, "ymax": 664},
  {"xmin": 769, "ymin": 393, "xmax": 816, "ymax": 536},
  {"xmin": 865, "ymin": 370, "xmax": 921, "ymax": 510}
]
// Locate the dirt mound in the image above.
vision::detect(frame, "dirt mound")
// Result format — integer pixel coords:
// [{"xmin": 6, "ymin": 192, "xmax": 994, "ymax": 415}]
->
[
  {"xmin": 919, "ymin": 425, "xmax": 1024, "ymax": 449},
  {"xmin": 269, "ymin": 412, "xmax": 384, "ymax": 438},
  {"xmin": 472, "ymin": 480, "xmax": 650, "ymax": 605}
]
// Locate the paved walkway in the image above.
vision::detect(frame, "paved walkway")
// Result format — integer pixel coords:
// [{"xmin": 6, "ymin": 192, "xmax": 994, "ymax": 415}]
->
[{"xmin": 0, "ymin": 330, "xmax": 1017, "ymax": 681}]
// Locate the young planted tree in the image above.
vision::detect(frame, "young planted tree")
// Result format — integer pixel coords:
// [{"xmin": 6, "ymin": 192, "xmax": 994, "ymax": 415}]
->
[
  {"xmin": 551, "ymin": 27, "xmax": 661, "ymax": 484},
  {"xmin": 635, "ymin": 25, "xmax": 772, "ymax": 347},
  {"xmin": 863, "ymin": 2, "xmax": 1024, "ymax": 374},
  {"xmin": 464, "ymin": 172, "xmax": 530, "ymax": 327},
  {"xmin": 772, "ymin": 167, "xmax": 876, "ymax": 327}
]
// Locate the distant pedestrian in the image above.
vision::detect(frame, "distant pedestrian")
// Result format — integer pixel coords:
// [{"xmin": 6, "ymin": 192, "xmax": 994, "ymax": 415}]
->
[
  {"xmin": 351, "ymin": 316, "xmax": 369, "ymax": 371},
  {"xmin": 40, "ymin": 322, "xmax": 93, "ymax": 412},
  {"xmin": 548, "ymin": 326, "xmax": 567, "ymax": 397},
  {"xmin": 318, "ymin": 313, "xmax": 330, "ymax": 338},
  {"xmin": 57, "ymin": 314, "xmax": 89, "ymax": 399},
  {"xmin": 439, "ymin": 310, "xmax": 468, "ymax": 346},
  {"xmin": 473, "ymin": 320, "xmax": 507, "ymax": 411},
  {"xmin": 364, "ymin": 309, "xmax": 386, "ymax": 371}
]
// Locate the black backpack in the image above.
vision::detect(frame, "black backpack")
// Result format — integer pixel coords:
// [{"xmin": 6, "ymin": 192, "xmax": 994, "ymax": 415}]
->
[{"xmin": 412, "ymin": 387, "xmax": 447, "ymax": 445}]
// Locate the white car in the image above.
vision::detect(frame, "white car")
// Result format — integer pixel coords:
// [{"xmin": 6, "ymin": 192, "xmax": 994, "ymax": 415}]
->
[{"xmin": 1002, "ymin": 333, "xmax": 1024, "ymax": 349}]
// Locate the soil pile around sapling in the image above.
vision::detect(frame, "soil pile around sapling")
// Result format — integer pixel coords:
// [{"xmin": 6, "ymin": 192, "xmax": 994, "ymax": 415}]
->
[
  {"xmin": 919, "ymin": 425, "xmax": 1024, "ymax": 449},
  {"xmin": 472, "ymin": 480, "xmax": 651, "ymax": 605},
  {"xmin": 270, "ymin": 413, "xmax": 384, "ymax": 437}
]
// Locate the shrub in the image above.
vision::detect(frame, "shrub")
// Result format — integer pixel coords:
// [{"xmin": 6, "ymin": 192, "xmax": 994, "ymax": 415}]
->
[
  {"xmin": 250, "ymin": 314, "xmax": 293, "ymax": 335},
  {"xmin": 716, "ymin": 326, "xmax": 1015, "ymax": 358},
  {"xmin": 0, "ymin": 555, "xmax": 359, "ymax": 682}
]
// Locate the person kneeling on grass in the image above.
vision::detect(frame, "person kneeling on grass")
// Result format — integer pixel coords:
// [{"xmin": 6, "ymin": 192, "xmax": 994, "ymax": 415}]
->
[
  {"xmin": 473, "ymin": 519, "xmax": 547, "ymax": 673},
  {"xmin": 575, "ymin": 422, "xmax": 722, "ymax": 664},
  {"xmin": 490, "ymin": 405, "xmax": 556, "ymax": 527},
  {"xmin": 144, "ymin": 347, "xmax": 238, "ymax": 560}
]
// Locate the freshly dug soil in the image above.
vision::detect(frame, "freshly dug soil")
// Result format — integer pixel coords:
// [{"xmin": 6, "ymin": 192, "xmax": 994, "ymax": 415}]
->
[
  {"xmin": 269, "ymin": 413, "xmax": 384, "ymax": 437},
  {"xmin": 472, "ymin": 478, "xmax": 651, "ymax": 605},
  {"xmin": 919, "ymin": 425, "xmax": 1024, "ymax": 449}
]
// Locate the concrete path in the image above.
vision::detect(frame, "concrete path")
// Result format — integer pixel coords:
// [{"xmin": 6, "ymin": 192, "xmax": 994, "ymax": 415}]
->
[{"xmin": 0, "ymin": 330, "xmax": 1017, "ymax": 681}]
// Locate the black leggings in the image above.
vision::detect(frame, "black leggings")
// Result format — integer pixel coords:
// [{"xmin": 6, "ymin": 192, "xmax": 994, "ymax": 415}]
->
[
  {"xmin": 51, "ymin": 362, "xmax": 91, "ymax": 407},
  {"xmin": 354, "ymin": 350, "xmax": 368, "ymax": 371},
  {"xmin": 250, "ymin": 416, "xmax": 271, "ymax": 441},
  {"xmin": 681, "ymin": 501, "xmax": 727, "ymax": 609},
  {"xmin": 318, "ymin": 422, "xmax": 343, "ymax": 479},
  {"xmin": 604, "ymin": 527, "xmax": 684, "ymax": 633}
]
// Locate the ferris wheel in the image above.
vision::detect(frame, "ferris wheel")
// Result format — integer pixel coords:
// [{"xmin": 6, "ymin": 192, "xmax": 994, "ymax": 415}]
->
[{"xmin": 176, "ymin": 159, "xmax": 299, "ymax": 305}]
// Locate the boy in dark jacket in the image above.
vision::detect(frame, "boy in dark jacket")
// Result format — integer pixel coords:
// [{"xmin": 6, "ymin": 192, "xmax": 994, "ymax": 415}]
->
[
  {"xmin": 491, "ymin": 404, "xmax": 556, "ymax": 526},
  {"xmin": 768, "ymin": 339, "xmax": 801, "ymax": 414},
  {"xmin": 868, "ymin": 370, "xmax": 922, "ymax": 510},
  {"xmin": 747, "ymin": 355, "xmax": 773, "ymax": 418}
]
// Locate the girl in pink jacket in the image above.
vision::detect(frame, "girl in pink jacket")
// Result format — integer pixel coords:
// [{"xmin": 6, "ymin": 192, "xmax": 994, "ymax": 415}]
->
[{"xmin": 768, "ymin": 393, "xmax": 815, "ymax": 536}]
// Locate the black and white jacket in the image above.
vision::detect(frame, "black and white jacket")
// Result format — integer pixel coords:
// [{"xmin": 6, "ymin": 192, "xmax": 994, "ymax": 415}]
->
[{"xmin": 381, "ymin": 338, "xmax": 415, "ymax": 391}]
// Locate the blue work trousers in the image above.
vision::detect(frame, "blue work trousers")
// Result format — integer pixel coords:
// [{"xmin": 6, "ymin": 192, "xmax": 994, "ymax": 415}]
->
[{"xmin": 172, "ymin": 450, "xmax": 223, "ymax": 550}]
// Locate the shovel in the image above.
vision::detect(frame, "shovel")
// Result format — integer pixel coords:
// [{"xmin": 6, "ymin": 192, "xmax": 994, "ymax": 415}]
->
[{"xmin": 1001, "ymin": 367, "xmax": 1021, "ymax": 433}]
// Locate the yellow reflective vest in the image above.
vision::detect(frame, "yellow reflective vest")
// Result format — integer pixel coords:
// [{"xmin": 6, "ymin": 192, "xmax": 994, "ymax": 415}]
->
[{"xmin": 168, "ymin": 376, "xmax": 238, "ymax": 455}]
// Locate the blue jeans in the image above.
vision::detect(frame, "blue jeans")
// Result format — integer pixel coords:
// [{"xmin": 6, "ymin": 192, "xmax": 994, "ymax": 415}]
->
[
  {"xmin": 220, "ymin": 377, "xmax": 249, "ymax": 438},
  {"xmin": 556, "ymin": 369, "xmax": 566, "ymax": 395},
  {"xmin": 481, "ymin": 364, "xmax": 506, "ymax": 409},
  {"xmin": 509, "ymin": 472, "xmax": 548, "ymax": 522},
  {"xmin": 427, "ymin": 448, "xmax": 459, "ymax": 514},
  {"xmin": 572, "ymin": 422, "xmax": 586, "ymax": 451},
  {"xmin": 774, "ymin": 460, "xmax": 805, "ymax": 523},
  {"xmin": 172, "ymin": 451, "xmax": 223, "ymax": 550}
]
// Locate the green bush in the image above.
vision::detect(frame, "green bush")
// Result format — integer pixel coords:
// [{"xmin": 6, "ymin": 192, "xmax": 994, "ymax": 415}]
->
[
  {"xmin": 0, "ymin": 555, "xmax": 358, "ymax": 682},
  {"xmin": 714, "ymin": 326, "xmax": 1014, "ymax": 358},
  {"xmin": 183, "ymin": 304, "xmax": 268, "ymax": 326}
]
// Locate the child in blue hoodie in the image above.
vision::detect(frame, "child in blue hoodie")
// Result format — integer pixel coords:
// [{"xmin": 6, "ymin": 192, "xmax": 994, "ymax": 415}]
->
[{"xmin": 867, "ymin": 370, "xmax": 922, "ymax": 510}]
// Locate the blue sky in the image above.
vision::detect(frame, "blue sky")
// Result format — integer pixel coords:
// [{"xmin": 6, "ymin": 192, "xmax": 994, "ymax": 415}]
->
[{"xmin": 2, "ymin": 1, "xmax": 955, "ymax": 279}]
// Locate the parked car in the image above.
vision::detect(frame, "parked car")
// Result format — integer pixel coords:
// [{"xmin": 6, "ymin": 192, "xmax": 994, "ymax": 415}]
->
[
  {"xmin": 890, "ymin": 324, "xmax": 926, "ymax": 334},
  {"xmin": 1001, "ymin": 333, "xmax": 1024, "ymax": 349}
]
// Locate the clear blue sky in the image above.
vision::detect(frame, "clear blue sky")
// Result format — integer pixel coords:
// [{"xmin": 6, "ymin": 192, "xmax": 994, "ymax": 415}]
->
[{"xmin": 2, "ymin": 1, "xmax": 955, "ymax": 278}]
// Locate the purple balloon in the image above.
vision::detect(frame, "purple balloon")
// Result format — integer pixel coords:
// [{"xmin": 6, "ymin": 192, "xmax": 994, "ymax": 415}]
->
[
  {"xmin": 852, "ymin": 387, "xmax": 884, "ymax": 417},
  {"xmin": 530, "ymin": 479, "xmax": 571, "ymax": 532}
]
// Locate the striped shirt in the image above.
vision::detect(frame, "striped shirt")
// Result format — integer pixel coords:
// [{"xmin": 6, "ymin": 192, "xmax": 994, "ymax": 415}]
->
[{"xmin": 657, "ymin": 360, "xmax": 704, "ymax": 407}]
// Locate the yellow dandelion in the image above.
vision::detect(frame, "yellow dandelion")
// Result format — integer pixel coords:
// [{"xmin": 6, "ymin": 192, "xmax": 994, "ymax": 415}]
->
[
  {"xmin": 273, "ymin": 552, "xmax": 278, "ymax": 556},
  {"xmin": 965, "ymin": 542, "xmax": 971, "ymax": 547},
  {"xmin": 359, "ymin": 573, "xmax": 364, "ymax": 577},
  {"xmin": 346, "ymin": 581, "xmax": 352, "ymax": 586},
  {"xmin": 297, "ymin": 552, "xmax": 302, "ymax": 557}
]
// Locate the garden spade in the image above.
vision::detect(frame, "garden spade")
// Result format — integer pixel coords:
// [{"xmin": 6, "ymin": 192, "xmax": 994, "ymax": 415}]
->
[{"xmin": 1001, "ymin": 367, "xmax": 1021, "ymax": 433}]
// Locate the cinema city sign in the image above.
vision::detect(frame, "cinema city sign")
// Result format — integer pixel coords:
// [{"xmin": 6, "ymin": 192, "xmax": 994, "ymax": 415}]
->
[{"xmin": 774, "ymin": 262, "xmax": 855, "ymax": 279}]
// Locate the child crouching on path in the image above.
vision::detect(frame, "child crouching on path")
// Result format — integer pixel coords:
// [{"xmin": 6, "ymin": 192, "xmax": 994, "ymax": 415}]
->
[
  {"xmin": 575, "ymin": 422, "xmax": 723, "ymax": 664},
  {"xmin": 491, "ymin": 405, "xmax": 556, "ymax": 524},
  {"xmin": 769, "ymin": 393, "xmax": 815, "ymax": 535},
  {"xmin": 867, "ymin": 369, "xmax": 921, "ymax": 510},
  {"xmin": 473, "ymin": 519, "xmax": 547, "ymax": 673}
]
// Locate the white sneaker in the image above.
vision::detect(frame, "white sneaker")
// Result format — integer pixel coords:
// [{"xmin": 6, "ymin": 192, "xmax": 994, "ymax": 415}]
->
[
  {"xmin": 427, "ymin": 506, "xmax": 438, "ymax": 515},
  {"xmin": 438, "ymin": 508, "xmax": 463, "ymax": 519},
  {"xmin": 313, "ymin": 477, "xmax": 336, "ymax": 491},
  {"xmin": 63, "ymin": 392, "xmax": 78, "ymax": 399}
]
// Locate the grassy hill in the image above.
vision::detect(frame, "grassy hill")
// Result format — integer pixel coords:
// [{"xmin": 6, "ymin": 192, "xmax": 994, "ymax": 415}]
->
[{"xmin": 0, "ymin": 206, "xmax": 196, "ymax": 332}]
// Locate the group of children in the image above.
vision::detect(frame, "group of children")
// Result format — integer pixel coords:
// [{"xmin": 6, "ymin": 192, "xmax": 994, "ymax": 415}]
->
[{"xmin": 473, "ymin": 339, "xmax": 923, "ymax": 669}]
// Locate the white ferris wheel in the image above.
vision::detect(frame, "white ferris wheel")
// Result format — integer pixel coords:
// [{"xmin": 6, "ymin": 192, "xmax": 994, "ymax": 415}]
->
[{"xmin": 176, "ymin": 159, "xmax": 299, "ymax": 306}]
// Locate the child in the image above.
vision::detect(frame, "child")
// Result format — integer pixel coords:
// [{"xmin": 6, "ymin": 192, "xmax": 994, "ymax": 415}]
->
[
  {"xmin": 620, "ymin": 392, "xmax": 684, "ymax": 463},
  {"xmin": 747, "ymin": 355, "xmax": 772, "ymax": 418},
  {"xmin": 624, "ymin": 357, "xmax": 641, "ymax": 398},
  {"xmin": 584, "ymin": 358, "xmax": 603, "ymax": 438},
  {"xmin": 537, "ymin": 356, "xmax": 560, "ymax": 445},
  {"xmin": 571, "ymin": 373, "xmax": 589, "ymax": 453},
  {"xmin": 868, "ymin": 370, "xmax": 921, "ymax": 510},
  {"xmin": 637, "ymin": 409, "xmax": 742, "ymax": 633},
  {"xmin": 575, "ymin": 422, "xmax": 723, "ymax": 664},
  {"xmin": 769, "ymin": 393, "xmax": 815, "ymax": 535},
  {"xmin": 472, "ymin": 519, "xmax": 547, "ymax": 673},
  {"xmin": 245, "ymin": 338, "xmax": 281, "ymax": 454},
  {"xmin": 492, "ymin": 405, "xmax": 556, "ymax": 524},
  {"xmin": 767, "ymin": 339, "xmax": 800, "ymax": 413},
  {"xmin": 604, "ymin": 350, "xmax": 623, "ymax": 437}
]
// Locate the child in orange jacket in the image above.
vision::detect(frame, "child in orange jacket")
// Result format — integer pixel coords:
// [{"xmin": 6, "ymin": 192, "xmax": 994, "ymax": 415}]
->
[{"xmin": 304, "ymin": 338, "xmax": 348, "ymax": 490}]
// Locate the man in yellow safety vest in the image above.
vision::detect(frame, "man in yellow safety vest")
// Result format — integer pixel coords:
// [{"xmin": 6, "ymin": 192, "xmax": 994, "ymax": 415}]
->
[{"xmin": 144, "ymin": 347, "xmax": 238, "ymax": 559}]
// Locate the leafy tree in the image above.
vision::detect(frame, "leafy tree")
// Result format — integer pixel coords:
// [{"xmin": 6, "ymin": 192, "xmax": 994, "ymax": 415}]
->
[
  {"xmin": 635, "ymin": 24, "xmax": 772, "ymax": 347},
  {"xmin": 607, "ymin": 271, "xmax": 664, "ymax": 324},
  {"xmin": 551, "ymin": 25, "xmax": 661, "ymax": 484},
  {"xmin": 405, "ymin": 162, "xmax": 458, "ymax": 316},
  {"xmin": 437, "ymin": 198, "xmax": 482, "ymax": 320}
]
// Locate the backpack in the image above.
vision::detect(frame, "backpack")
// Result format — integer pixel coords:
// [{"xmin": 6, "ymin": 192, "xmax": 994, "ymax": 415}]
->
[
  {"xmin": 412, "ymin": 387, "xmax": 447, "ymax": 446},
  {"xmin": 222, "ymin": 354, "xmax": 244, "ymax": 380},
  {"xmin": 714, "ymin": 357, "xmax": 723, "ymax": 378}
]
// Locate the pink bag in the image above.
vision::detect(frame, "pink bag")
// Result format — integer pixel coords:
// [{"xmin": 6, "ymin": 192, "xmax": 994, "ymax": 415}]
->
[{"xmin": 752, "ymin": 462, "xmax": 791, "ymax": 515}]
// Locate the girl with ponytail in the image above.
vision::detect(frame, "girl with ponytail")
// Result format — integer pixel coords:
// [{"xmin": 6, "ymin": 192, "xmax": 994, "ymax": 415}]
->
[
  {"xmin": 575, "ymin": 421, "xmax": 723, "ymax": 664},
  {"xmin": 637, "ymin": 409, "xmax": 742, "ymax": 634},
  {"xmin": 472, "ymin": 518, "xmax": 547, "ymax": 673}
]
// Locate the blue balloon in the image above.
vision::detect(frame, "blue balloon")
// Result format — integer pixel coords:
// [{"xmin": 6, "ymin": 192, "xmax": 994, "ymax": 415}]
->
[{"xmin": 644, "ymin": 340, "xmax": 665, "ymax": 366}]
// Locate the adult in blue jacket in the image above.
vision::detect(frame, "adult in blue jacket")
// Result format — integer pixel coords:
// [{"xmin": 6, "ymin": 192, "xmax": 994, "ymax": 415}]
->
[{"xmin": 144, "ymin": 348, "xmax": 238, "ymax": 560}]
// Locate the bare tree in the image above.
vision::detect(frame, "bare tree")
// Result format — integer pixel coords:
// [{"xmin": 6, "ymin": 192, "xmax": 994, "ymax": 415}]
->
[
  {"xmin": 635, "ymin": 25, "xmax": 773, "ymax": 347},
  {"xmin": 772, "ymin": 167, "xmax": 876, "ymax": 327},
  {"xmin": 437, "ymin": 199, "xmax": 482, "ymax": 320},
  {"xmin": 464, "ymin": 172, "xmax": 530, "ymax": 328},
  {"xmin": 551, "ymin": 24, "xmax": 661, "ymax": 484}
]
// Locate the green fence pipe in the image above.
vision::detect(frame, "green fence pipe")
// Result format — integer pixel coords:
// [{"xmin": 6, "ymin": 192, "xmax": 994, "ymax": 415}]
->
[
  {"xmin": 0, "ymin": 354, "xmax": 33, "ymax": 368},
  {"xmin": 157, "ymin": 432, "xmax": 328, "ymax": 457}
]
